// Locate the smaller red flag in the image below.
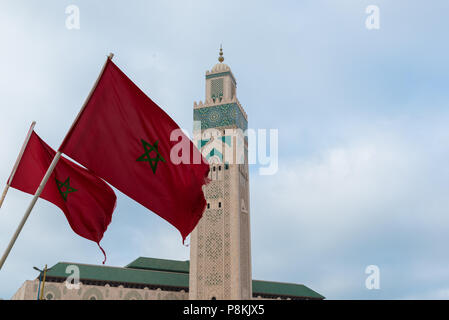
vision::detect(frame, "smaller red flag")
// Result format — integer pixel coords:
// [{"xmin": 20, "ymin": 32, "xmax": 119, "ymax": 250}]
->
[{"xmin": 9, "ymin": 131, "xmax": 116, "ymax": 263}]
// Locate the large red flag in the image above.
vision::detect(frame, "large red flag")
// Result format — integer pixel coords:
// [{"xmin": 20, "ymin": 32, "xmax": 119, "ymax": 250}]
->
[
  {"xmin": 10, "ymin": 131, "xmax": 117, "ymax": 263},
  {"xmin": 59, "ymin": 59, "xmax": 209, "ymax": 242}
]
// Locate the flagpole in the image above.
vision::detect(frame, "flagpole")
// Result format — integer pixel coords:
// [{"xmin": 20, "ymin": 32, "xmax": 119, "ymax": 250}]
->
[
  {"xmin": 0, "ymin": 53, "xmax": 114, "ymax": 271},
  {"xmin": 39, "ymin": 264, "xmax": 48, "ymax": 300},
  {"xmin": 0, "ymin": 187, "xmax": 9, "ymax": 209},
  {"xmin": 0, "ymin": 151, "xmax": 62, "ymax": 270},
  {"xmin": 0, "ymin": 121, "xmax": 36, "ymax": 209}
]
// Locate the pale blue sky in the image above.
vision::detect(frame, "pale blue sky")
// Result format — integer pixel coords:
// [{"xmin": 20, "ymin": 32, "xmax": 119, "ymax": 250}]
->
[{"xmin": 1, "ymin": 0, "xmax": 449, "ymax": 299}]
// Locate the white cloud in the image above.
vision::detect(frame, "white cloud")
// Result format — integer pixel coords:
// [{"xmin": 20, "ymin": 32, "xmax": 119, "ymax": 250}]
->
[
  {"xmin": 250, "ymin": 121, "xmax": 449, "ymax": 298},
  {"xmin": 1, "ymin": 0, "xmax": 449, "ymax": 300}
]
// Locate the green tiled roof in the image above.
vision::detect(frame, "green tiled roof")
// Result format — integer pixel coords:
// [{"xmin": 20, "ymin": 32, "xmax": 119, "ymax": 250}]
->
[
  {"xmin": 125, "ymin": 257, "xmax": 190, "ymax": 274},
  {"xmin": 252, "ymin": 280, "xmax": 324, "ymax": 299},
  {"xmin": 45, "ymin": 261, "xmax": 189, "ymax": 288},
  {"xmin": 43, "ymin": 257, "xmax": 324, "ymax": 299}
]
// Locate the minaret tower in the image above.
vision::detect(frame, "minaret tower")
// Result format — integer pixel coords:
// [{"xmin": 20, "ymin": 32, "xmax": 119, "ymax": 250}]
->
[{"xmin": 189, "ymin": 48, "xmax": 252, "ymax": 300}]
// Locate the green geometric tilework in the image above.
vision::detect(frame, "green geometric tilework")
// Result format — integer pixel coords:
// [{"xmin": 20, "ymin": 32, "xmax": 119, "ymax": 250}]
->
[
  {"xmin": 205, "ymin": 71, "xmax": 236, "ymax": 86},
  {"xmin": 206, "ymin": 148, "xmax": 223, "ymax": 161},
  {"xmin": 194, "ymin": 103, "xmax": 247, "ymax": 131},
  {"xmin": 197, "ymin": 138, "xmax": 211, "ymax": 149}
]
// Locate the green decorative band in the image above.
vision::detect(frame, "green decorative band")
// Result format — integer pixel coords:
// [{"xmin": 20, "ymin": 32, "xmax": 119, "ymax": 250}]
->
[
  {"xmin": 206, "ymin": 72, "xmax": 236, "ymax": 85},
  {"xmin": 206, "ymin": 148, "xmax": 223, "ymax": 161},
  {"xmin": 198, "ymin": 138, "xmax": 210, "ymax": 149},
  {"xmin": 221, "ymin": 135, "xmax": 232, "ymax": 146},
  {"xmin": 194, "ymin": 103, "xmax": 248, "ymax": 132}
]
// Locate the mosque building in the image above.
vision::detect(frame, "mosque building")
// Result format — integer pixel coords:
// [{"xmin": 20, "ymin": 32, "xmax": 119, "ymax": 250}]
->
[{"xmin": 11, "ymin": 50, "xmax": 324, "ymax": 300}]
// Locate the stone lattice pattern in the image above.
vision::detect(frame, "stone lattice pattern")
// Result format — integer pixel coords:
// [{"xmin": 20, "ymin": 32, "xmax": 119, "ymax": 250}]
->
[{"xmin": 211, "ymin": 78, "xmax": 224, "ymax": 101}]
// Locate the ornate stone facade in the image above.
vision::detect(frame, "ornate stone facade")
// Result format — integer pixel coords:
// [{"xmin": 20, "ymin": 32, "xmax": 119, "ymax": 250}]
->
[{"xmin": 12, "ymin": 279, "xmax": 188, "ymax": 300}]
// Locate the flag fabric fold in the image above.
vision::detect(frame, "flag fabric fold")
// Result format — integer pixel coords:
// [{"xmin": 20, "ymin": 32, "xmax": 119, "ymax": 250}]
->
[
  {"xmin": 9, "ymin": 131, "xmax": 117, "ymax": 263},
  {"xmin": 59, "ymin": 59, "xmax": 210, "ymax": 242}
]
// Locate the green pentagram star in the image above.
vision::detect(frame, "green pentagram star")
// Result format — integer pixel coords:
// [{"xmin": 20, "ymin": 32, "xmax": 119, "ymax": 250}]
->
[
  {"xmin": 136, "ymin": 139, "xmax": 166, "ymax": 174},
  {"xmin": 55, "ymin": 177, "xmax": 77, "ymax": 201}
]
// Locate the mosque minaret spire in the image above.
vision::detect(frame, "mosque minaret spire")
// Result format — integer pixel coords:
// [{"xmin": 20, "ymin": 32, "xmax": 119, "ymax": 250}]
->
[{"xmin": 189, "ymin": 47, "xmax": 252, "ymax": 300}]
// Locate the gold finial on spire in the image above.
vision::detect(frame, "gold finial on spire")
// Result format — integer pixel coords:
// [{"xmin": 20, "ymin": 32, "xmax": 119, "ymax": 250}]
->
[{"xmin": 218, "ymin": 45, "xmax": 224, "ymax": 63}]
